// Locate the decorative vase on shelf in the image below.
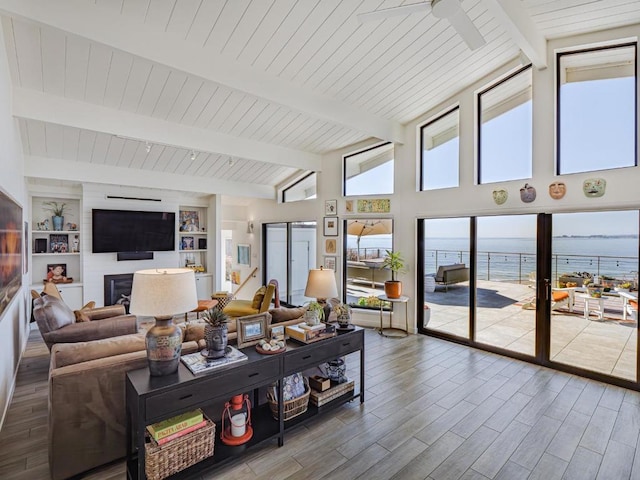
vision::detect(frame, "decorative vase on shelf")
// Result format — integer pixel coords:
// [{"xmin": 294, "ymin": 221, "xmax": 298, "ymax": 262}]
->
[{"xmin": 52, "ymin": 216, "xmax": 64, "ymax": 231}]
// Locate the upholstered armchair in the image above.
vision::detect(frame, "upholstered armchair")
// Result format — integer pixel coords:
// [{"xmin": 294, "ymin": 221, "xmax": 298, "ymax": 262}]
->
[
  {"xmin": 223, "ymin": 283, "xmax": 276, "ymax": 318},
  {"xmin": 33, "ymin": 293, "xmax": 138, "ymax": 351}
]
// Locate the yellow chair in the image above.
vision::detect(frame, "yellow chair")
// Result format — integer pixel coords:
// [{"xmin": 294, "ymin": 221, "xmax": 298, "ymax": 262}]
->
[{"xmin": 223, "ymin": 283, "xmax": 276, "ymax": 317}]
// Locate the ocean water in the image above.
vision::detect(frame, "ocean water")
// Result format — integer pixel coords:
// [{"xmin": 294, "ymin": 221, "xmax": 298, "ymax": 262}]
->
[{"xmin": 347, "ymin": 235, "xmax": 639, "ymax": 282}]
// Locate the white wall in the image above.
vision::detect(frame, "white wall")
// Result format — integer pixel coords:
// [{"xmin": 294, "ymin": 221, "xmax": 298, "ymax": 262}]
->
[
  {"xmin": 246, "ymin": 24, "xmax": 640, "ymax": 332},
  {"xmin": 0, "ymin": 19, "xmax": 27, "ymax": 429}
]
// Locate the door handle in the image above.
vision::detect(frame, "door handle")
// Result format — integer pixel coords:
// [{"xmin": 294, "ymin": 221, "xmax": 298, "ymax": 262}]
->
[{"xmin": 543, "ymin": 278, "xmax": 551, "ymax": 300}]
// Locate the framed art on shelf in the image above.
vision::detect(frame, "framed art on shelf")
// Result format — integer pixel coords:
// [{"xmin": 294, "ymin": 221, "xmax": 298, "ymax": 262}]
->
[
  {"xmin": 236, "ymin": 313, "xmax": 269, "ymax": 348},
  {"xmin": 324, "ymin": 256, "xmax": 336, "ymax": 271},
  {"xmin": 325, "ymin": 199, "xmax": 337, "ymax": 215},
  {"xmin": 181, "ymin": 236, "xmax": 194, "ymax": 250},
  {"xmin": 323, "ymin": 217, "xmax": 338, "ymax": 236},
  {"xmin": 50, "ymin": 234, "xmax": 69, "ymax": 253}
]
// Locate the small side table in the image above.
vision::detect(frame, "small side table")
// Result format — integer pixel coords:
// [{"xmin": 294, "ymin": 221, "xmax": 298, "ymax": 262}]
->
[
  {"xmin": 378, "ymin": 294, "xmax": 409, "ymax": 338},
  {"xmin": 185, "ymin": 299, "xmax": 218, "ymax": 322},
  {"xmin": 576, "ymin": 293, "xmax": 604, "ymax": 320}
]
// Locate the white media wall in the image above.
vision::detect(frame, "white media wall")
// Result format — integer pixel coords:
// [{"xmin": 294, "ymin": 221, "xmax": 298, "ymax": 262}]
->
[{"xmin": 82, "ymin": 184, "xmax": 182, "ymax": 306}]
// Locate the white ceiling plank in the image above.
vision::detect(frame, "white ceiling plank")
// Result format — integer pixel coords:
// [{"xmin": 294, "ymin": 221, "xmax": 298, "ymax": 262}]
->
[
  {"xmin": 184, "ymin": 0, "xmax": 227, "ymax": 47},
  {"xmin": 145, "ymin": 0, "xmax": 176, "ymax": 31},
  {"xmin": 18, "ymin": 118, "xmax": 30, "ymax": 154},
  {"xmin": 242, "ymin": 103, "xmax": 285, "ymax": 140},
  {"xmin": 95, "ymin": 0, "xmax": 124, "ymax": 16},
  {"xmin": 218, "ymin": 96, "xmax": 259, "ymax": 134},
  {"xmin": 103, "ymin": 135, "xmax": 126, "ymax": 166},
  {"xmin": 61, "ymin": 124, "xmax": 80, "ymax": 161},
  {"xmin": 103, "ymin": 50, "xmax": 134, "ymax": 110},
  {"xmin": 131, "ymin": 143, "xmax": 161, "ymax": 169},
  {"xmin": 483, "ymin": 0, "xmax": 548, "ymax": 69},
  {"xmin": 125, "ymin": 140, "xmax": 148, "ymax": 168},
  {"xmin": 165, "ymin": 75, "xmax": 204, "ymax": 122},
  {"xmin": 24, "ymin": 155, "xmax": 276, "ymax": 198},
  {"xmin": 11, "ymin": 19, "xmax": 42, "ymax": 91},
  {"xmin": 0, "ymin": 0, "xmax": 404, "ymax": 143},
  {"xmin": 204, "ymin": 0, "xmax": 252, "ymax": 52},
  {"xmin": 221, "ymin": 0, "xmax": 276, "ymax": 59},
  {"xmin": 152, "ymin": 145, "xmax": 179, "ymax": 172},
  {"xmin": 40, "ymin": 26, "xmax": 66, "ymax": 96},
  {"xmin": 228, "ymin": 98, "xmax": 270, "ymax": 137},
  {"xmin": 64, "ymin": 35, "xmax": 90, "ymax": 101},
  {"xmin": 189, "ymin": 85, "xmax": 227, "ymax": 128},
  {"xmin": 207, "ymin": 91, "xmax": 248, "ymax": 132},
  {"xmin": 13, "ymin": 87, "xmax": 323, "ymax": 170},
  {"xmin": 44, "ymin": 122, "xmax": 64, "ymax": 159},
  {"xmin": 136, "ymin": 64, "xmax": 171, "ymax": 116},
  {"xmin": 118, "ymin": 57, "xmax": 154, "ymax": 112},
  {"xmin": 25, "ymin": 118, "xmax": 45, "ymax": 156},
  {"xmin": 151, "ymin": 70, "xmax": 188, "ymax": 119},
  {"xmin": 116, "ymin": 139, "xmax": 140, "ymax": 168},
  {"xmin": 84, "ymin": 43, "xmax": 112, "ymax": 104},
  {"xmin": 77, "ymin": 128, "xmax": 97, "ymax": 162},
  {"xmin": 120, "ymin": 0, "xmax": 150, "ymax": 22},
  {"xmin": 179, "ymin": 81, "xmax": 220, "ymax": 126},
  {"xmin": 2, "ymin": 18, "xmax": 21, "ymax": 86},
  {"xmin": 91, "ymin": 132, "xmax": 112, "ymax": 164},
  {"xmin": 166, "ymin": 0, "xmax": 201, "ymax": 38}
]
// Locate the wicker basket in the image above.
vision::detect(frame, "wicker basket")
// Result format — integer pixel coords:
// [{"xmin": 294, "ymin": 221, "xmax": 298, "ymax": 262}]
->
[
  {"xmin": 267, "ymin": 377, "xmax": 310, "ymax": 421},
  {"xmin": 145, "ymin": 417, "xmax": 215, "ymax": 480},
  {"xmin": 211, "ymin": 292, "xmax": 234, "ymax": 311}
]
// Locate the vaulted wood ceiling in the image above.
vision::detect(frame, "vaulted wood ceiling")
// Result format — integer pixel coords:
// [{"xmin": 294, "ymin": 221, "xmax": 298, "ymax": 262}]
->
[{"xmin": 2, "ymin": 0, "xmax": 640, "ymax": 198}]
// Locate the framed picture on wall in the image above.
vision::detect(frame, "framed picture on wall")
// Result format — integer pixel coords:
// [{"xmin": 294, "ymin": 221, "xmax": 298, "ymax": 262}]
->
[
  {"xmin": 323, "ymin": 256, "xmax": 336, "ymax": 271},
  {"xmin": 238, "ymin": 244, "xmax": 251, "ymax": 266},
  {"xmin": 325, "ymin": 199, "xmax": 337, "ymax": 215},
  {"xmin": 323, "ymin": 217, "xmax": 338, "ymax": 236},
  {"xmin": 325, "ymin": 238, "xmax": 337, "ymax": 255}
]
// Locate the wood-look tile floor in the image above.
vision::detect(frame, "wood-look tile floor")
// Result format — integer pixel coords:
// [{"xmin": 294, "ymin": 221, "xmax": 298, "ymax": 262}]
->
[{"xmin": 2, "ymin": 327, "xmax": 640, "ymax": 479}]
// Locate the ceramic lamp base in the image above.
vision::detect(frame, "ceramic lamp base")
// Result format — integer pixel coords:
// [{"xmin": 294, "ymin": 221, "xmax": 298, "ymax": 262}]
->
[{"xmin": 145, "ymin": 316, "xmax": 182, "ymax": 376}]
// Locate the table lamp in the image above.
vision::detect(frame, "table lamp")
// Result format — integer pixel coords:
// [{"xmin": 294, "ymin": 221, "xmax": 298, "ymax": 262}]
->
[
  {"xmin": 129, "ymin": 268, "xmax": 198, "ymax": 376},
  {"xmin": 304, "ymin": 266, "xmax": 338, "ymax": 320}
]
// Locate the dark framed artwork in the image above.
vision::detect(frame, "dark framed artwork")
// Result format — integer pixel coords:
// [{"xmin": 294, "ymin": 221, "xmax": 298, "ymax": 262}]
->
[
  {"xmin": 0, "ymin": 189, "xmax": 22, "ymax": 322},
  {"xmin": 323, "ymin": 217, "xmax": 339, "ymax": 236}
]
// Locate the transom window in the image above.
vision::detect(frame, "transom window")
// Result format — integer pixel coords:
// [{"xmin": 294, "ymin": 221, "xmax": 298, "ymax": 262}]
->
[
  {"xmin": 420, "ymin": 106, "xmax": 460, "ymax": 190},
  {"xmin": 557, "ymin": 43, "xmax": 637, "ymax": 175},
  {"xmin": 282, "ymin": 172, "xmax": 317, "ymax": 203},
  {"xmin": 478, "ymin": 65, "xmax": 533, "ymax": 184},
  {"xmin": 344, "ymin": 142, "xmax": 394, "ymax": 196}
]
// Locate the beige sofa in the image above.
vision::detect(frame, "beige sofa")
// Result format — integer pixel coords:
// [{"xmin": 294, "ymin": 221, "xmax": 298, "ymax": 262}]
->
[{"xmin": 47, "ymin": 308, "xmax": 307, "ymax": 479}]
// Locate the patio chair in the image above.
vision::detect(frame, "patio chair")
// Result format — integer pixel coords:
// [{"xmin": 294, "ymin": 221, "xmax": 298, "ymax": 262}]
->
[
  {"xmin": 620, "ymin": 292, "xmax": 638, "ymax": 321},
  {"xmin": 551, "ymin": 288, "xmax": 575, "ymax": 312}
]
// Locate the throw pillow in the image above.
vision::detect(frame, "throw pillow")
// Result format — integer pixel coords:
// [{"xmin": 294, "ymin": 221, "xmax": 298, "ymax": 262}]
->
[
  {"xmin": 251, "ymin": 286, "xmax": 267, "ymax": 310},
  {"xmin": 268, "ymin": 306, "xmax": 306, "ymax": 324},
  {"xmin": 73, "ymin": 301, "xmax": 96, "ymax": 322},
  {"xmin": 34, "ymin": 295, "xmax": 75, "ymax": 332}
]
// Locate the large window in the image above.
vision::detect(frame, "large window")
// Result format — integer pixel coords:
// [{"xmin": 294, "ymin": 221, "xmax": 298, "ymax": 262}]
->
[
  {"xmin": 344, "ymin": 143, "xmax": 394, "ymax": 196},
  {"xmin": 264, "ymin": 221, "xmax": 316, "ymax": 306},
  {"xmin": 282, "ymin": 172, "xmax": 317, "ymax": 203},
  {"xmin": 478, "ymin": 65, "xmax": 532, "ymax": 184},
  {"xmin": 420, "ymin": 107, "xmax": 460, "ymax": 190},
  {"xmin": 557, "ymin": 43, "xmax": 637, "ymax": 174}
]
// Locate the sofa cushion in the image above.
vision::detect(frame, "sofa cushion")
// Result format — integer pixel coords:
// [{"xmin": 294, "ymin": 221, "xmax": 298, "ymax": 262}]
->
[
  {"xmin": 251, "ymin": 286, "xmax": 267, "ymax": 310},
  {"xmin": 51, "ymin": 333, "xmax": 146, "ymax": 368},
  {"xmin": 34, "ymin": 295, "xmax": 75, "ymax": 333},
  {"xmin": 269, "ymin": 306, "xmax": 306, "ymax": 324},
  {"xmin": 74, "ymin": 301, "xmax": 97, "ymax": 322},
  {"xmin": 223, "ymin": 300, "xmax": 258, "ymax": 317}
]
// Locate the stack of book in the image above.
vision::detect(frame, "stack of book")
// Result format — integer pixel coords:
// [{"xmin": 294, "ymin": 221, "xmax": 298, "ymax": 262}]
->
[
  {"xmin": 285, "ymin": 323, "xmax": 336, "ymax": 344},
  {"xmin": 146, "ymin": 409, "xmax": 207, "ymax": 446}
]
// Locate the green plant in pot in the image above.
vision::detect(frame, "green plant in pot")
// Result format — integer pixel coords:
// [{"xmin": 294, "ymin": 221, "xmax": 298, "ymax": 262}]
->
[
  {"xmin": 304, "ymin": 301, "xmax": 325, "ymax": 326},
  {"xmin": 333, "ymin": 302, "xmax": 352, "ymax": 328},
  {"xmin": 201, "ymin": 308, "xmax": 229, "ymax": 359},
  {"xmin": 380, "ymin": 250, "xmax": 406, "ymax": 299},
  {"xmin": 43, "ymin": 201, "xmax": 68, "ymax": 231}
]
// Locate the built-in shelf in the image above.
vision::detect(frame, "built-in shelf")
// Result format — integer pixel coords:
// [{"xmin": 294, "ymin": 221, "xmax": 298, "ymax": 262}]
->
[{"xmin": 33, "ymin": 252, "xmax": 81, "ymax": 257}]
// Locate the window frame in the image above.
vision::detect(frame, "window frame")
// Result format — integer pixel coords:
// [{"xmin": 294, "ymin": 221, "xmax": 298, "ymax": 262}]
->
[
  {"xmin": 477, "ymin": 64, "xmax": 533, "ymax": 185},
  {"xmin": 282, "ymin": 172, "xmax": 316, "ymax": 203},
  {"xmin": 555, "ymin": 42, "xmax": 638, "ymax": 175},
  {"xmin": 343, "ymin": 141, "xmax": 393, "ymax": 197},
  {"xmin": 419, "ymin": 105, "xmax": 460, "ymax": 191}
]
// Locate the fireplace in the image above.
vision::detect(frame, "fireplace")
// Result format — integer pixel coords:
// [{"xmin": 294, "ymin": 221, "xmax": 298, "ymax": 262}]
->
[{"xmin": 104, "ymin": 274, "xmax": 134, "ymax": 313}]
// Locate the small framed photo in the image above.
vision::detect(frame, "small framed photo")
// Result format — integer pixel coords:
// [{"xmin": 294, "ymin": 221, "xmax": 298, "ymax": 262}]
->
[
  {"xmin": 238, "ymin": 244, "xmax": 250, "ymax": 266},
  {"xmin": 45, "ymin": 263, "xmax": 71, "ymax": 283},
  {"xmin": 324, "ymin": 256, "xmax": 336, "ymax": 271},
  {"xmin": 345, "ymin": 200, "xmax": 354, "ymax": 213},
  {"xmin": 181, "ymin": 236, "xmax": 194, "ymax": 250},
  {"xmin": 325, "ymin": 238, "xmax": 337, "ymax": 254},
  {"xmin": 325, "ymin": 199, "xmax": 337, "ymax": 215},
  {"xmin": 323, "ymin": 217, "xmax": 338, "ymax": 236},
  {"xmin": 237, "ymin": 313, "xmax": 270, "ymax": 349},
  {"xmin": 50, "ymin": 234, "xmax": 69, "ymax": 253},
  {"xmin": 271, "ymin": 325, "xmax": 285, "ymax": 342}
]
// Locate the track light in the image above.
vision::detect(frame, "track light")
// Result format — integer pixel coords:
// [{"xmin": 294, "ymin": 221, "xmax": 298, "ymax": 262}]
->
[
  {"xmin": 228, "ymin": 158, "xmax": 235, "ymax": 167},
  {"xmin": 145, "ymin": 142, "xmax": 151, "ymax": 153},
  {"xmin": 247, "ymin": 221, "xmax": 254, "ymax": 234},
  {"xmin": 190, "ymin": 150, "xmax": 196, "ymax": 160}
]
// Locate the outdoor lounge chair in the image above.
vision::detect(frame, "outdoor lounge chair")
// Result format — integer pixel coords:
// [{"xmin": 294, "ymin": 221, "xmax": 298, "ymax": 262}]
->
[{"xmin": 551, "ymin": 288, "xmax": 575, "ymax": 312}]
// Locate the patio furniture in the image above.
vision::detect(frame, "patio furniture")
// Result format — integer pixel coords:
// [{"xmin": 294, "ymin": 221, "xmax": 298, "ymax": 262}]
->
[
  {"xmin": 551, "ymin": 288, "xmax": 575, "ymax": 312},
  {"xmin": 576, "ymin": 292, "xmax": 604, "ymax": 320},
  {"xmin": 619, "ymin": 291, "xmax": 638, "ymax": 321},
  {"xmin": 428, "ymin": 264, "xmax": 469, "ymax": 291}
]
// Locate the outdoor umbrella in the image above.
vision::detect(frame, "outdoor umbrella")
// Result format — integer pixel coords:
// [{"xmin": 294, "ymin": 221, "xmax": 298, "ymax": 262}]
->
[{"xmin": 346, "ymin": 219, "xmax": 392, "ymax": 261}]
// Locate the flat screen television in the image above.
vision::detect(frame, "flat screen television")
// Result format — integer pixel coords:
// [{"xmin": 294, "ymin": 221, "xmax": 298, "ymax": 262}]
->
[{"xmin": 92, "ymin": 209, "xmax": 175, "ymax": 253}]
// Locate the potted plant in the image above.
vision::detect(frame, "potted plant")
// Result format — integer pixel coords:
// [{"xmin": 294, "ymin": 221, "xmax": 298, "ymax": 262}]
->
[
  {"xmin": 43, "ymin": 201, "xmax": 68, "ymax": 231},
  {"xmin": 201, "ymin": 308, "xmax": 229, "ymax": 359},
  {"xmin": 304, "ymin": 301, "xmax": 325, "ymax": 326},
  {"xmin": 616, "ymin": 282, "xmax": 632, "ymax": 293},
  {"xmin": 380, "ymin": 250, "xmax": 406, "ymax": 299}
]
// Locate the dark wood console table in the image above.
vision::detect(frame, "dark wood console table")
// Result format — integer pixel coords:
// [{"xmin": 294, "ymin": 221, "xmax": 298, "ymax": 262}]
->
[{"xmin": 126, "ymin": 327, "xmax": 365, "ymax": 479}]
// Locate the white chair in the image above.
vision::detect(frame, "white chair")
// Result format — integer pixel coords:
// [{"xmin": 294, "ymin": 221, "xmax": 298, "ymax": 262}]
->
[
  {"xmin": 619, "ymin": 291, "xmax": 638, "ymax": 321},
  {"xmin": 551, "ymin": 288, "xmax": 575, "ymax": 312}
]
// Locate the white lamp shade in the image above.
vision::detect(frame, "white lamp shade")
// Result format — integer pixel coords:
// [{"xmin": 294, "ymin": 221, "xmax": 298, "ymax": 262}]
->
[
  {"xmin": 304, "ymin": 268, "xmax": 338, "ymax": 299},
  {"xmin": 129, "ymin": 268, "xmax": 198, "ymax": 317}
]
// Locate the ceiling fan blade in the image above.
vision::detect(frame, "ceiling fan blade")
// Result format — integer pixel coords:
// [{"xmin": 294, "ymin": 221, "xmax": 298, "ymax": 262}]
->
[
  {"xmin": 357, "ymin": 2, "xmax": 430, "ymax": 24},
  {"xmin": 447, "ymin": 7, "xmax": 486, "ymax": 50}
]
